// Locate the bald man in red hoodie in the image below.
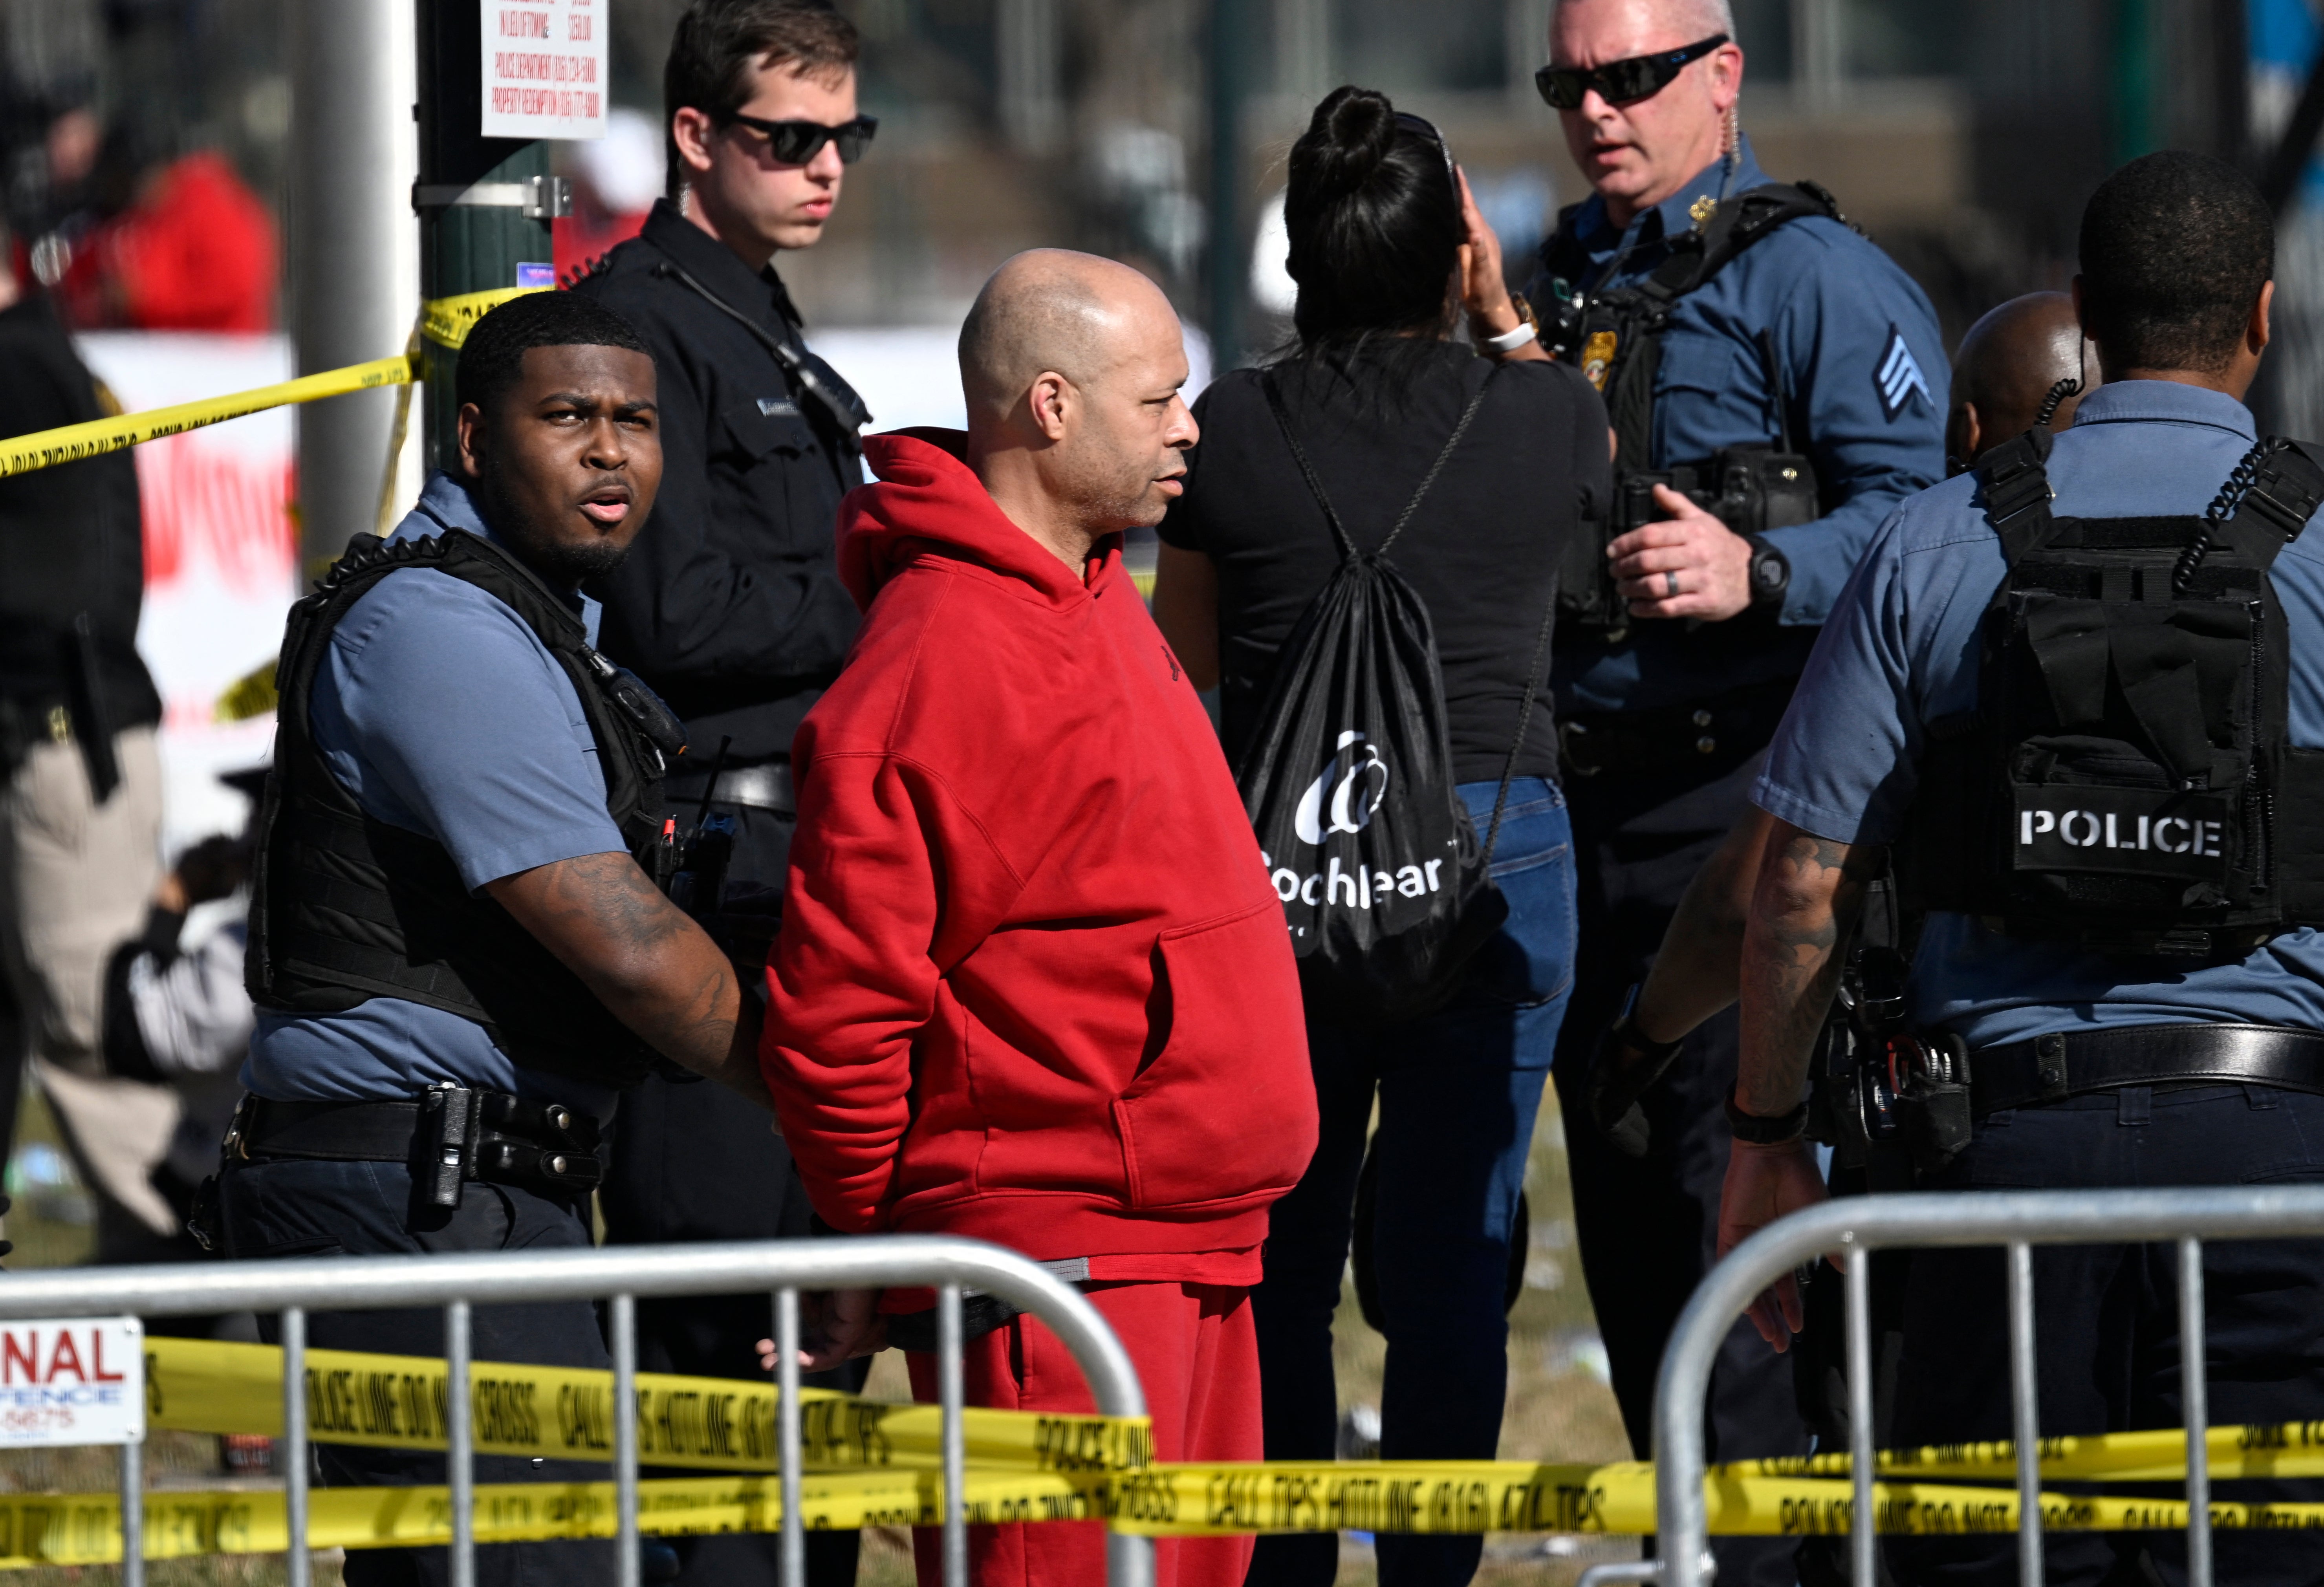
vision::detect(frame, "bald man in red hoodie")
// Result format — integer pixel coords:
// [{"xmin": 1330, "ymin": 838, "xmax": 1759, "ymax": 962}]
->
[{"xmin": 758, "ymin": 249, "xmax": 1319, "ymax": 1587}]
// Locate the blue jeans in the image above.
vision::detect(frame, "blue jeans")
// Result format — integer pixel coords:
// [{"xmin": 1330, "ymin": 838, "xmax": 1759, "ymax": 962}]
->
[{"xmin": 1246, "ymin": 778, "xmax": 1577, "ymax": 1587}]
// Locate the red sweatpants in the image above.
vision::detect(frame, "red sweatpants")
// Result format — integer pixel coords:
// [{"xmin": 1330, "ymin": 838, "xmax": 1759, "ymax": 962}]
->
[{"xmin": 904, "ymin": 1281, "xmax": 1260, "ymax": 1587}]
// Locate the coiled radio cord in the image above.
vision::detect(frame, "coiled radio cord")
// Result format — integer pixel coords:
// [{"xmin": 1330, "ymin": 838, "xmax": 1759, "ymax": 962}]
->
[{"xmin": 2174, "ymin": 437, "xmax": 2278, "ymax": 594}]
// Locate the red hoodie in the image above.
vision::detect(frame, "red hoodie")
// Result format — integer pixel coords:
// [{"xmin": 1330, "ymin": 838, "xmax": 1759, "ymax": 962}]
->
[{"xmin": 760, "ymin": 431, "xmax": 1317, "ymax": 1265}]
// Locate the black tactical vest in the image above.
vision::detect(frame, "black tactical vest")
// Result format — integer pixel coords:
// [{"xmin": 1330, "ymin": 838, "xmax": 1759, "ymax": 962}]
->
[
  {"xmin": 1534, "ymin": 180, "xmax": 1844, "ymax": 639},
  {"xmin": 245, "ymin": 528, "xmax": 685, "ymax": 1088},
  {"xmin": 1901, "ymin": 428, "xmax": 2324, "ymax": 959}
]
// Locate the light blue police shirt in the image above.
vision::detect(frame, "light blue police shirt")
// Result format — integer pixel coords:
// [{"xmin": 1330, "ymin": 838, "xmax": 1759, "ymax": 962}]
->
[
  {"xmin": 243, "ymin": 472, "xmax": 628, "ymax": 1116},
  {"xmin": 1752, "ymin": 380, "xmax": 2324, "ymax": 1047},
  {"xmin": 1532, "ymin": 136, "xmax": 1950, "ymax": 715}
]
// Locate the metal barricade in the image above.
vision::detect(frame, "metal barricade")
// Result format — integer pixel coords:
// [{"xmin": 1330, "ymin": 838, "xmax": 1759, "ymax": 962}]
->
[
  {"xmin": 0, "ymin": 1234, "xmax": 1154, "ymax": 1587},
  {"xmin": 1650, "ymin": 1184, "xmax": 2324, "ymax": 1587}
]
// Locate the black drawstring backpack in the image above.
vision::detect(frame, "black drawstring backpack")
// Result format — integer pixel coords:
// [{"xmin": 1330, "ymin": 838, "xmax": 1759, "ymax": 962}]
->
[{"xmin": 1238, "ymin": 366, "xmax": 1557, "ymax": 1024}]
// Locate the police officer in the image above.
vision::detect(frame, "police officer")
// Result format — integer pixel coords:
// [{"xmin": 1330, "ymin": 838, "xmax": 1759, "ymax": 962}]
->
[
  {"xmin": 564, "ymin": 7, "xmax": 870, "ymax": 1583},
  {"xmin": 1945, "ymin": 290, "xmax": 2102, "ymax": 475},
  {"xmin": 1459, "ymin": 0, "xmax": 1948, "ymax": 1537},
  {"xmin": 1591, "ymin": 288, "xmax": 2106, "ymax": 1138},
  {"xmin": 0, "ymin": 249, "xmax": 170, "ymax": 1254},
  {"xmin": 1725, "ymin": 151, "xmax": 2324, "ymax": 1586},
  {"xmin": 1574, "ymin": 286, "xmax": 2109, "ymax": 1584},
  {"xmin": 228, "ymin": 293, "xmax": 767, "ymax": 1587}
]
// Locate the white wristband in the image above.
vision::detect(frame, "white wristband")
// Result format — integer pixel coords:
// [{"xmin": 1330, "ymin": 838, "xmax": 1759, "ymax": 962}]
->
[{"xmin": 1483, "ymin": 319, "xmax": 1538, "ymax": 355}]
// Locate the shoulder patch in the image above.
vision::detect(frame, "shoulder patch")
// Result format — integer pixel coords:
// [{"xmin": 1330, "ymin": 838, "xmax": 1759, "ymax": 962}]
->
[{"xmin": 1875, "ymin": 324, "xmax": 1932, "ymax": 421}]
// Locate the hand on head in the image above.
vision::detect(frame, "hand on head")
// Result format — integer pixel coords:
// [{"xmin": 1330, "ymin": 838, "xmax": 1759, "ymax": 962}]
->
[{"xmin": 958, "ymin": 249, "xmax": 1200, "ymax": 571}]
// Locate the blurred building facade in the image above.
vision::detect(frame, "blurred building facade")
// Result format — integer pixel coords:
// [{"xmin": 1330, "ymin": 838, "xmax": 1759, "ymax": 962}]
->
[
  {"xmin": 590, "ymin": 0, "xmax": 2273, "ymax": 378},
  {"xmin": 0, "ymin": 0, "xmax": 2312, "ymax": 378}
]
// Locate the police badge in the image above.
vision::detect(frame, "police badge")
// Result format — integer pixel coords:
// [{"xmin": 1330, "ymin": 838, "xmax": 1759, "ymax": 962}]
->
[{"xmin": 1582, "ymin": 330, "xmax": 1618, "ymax": 391}]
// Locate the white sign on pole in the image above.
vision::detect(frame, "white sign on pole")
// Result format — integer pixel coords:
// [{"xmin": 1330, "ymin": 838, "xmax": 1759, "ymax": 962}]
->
[
  {"xmin": 480, "ymin": 0, "xmax": 606, "ymax": 140},
  {"xmin": 77, "ymin": 332, "xmax": 296, "ymax": 861},
  {"xmin": 0, "ymin": 1318, "xmax": 146, "ymax": 1448}
]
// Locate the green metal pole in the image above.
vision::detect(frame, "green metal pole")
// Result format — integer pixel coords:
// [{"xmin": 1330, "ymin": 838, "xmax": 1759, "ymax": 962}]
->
[
  {"xmin": 2109, "ymin": 0, "xmax": 2158, "ymax": 168},
  {"xmin": 417, "ymin": 0, "xmax": 556, "ymax": 474}
]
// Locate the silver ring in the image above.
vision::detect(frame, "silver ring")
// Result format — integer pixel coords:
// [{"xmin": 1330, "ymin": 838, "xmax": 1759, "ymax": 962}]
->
[{"xmin": 1665, "ymin": 570, "xmax": 1680, "ymax": 598}]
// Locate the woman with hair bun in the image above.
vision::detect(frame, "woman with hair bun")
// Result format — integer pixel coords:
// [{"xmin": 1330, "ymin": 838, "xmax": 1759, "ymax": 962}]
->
[{"xmin": 1154, "ymin": 84, "xmax": 1610, "ymax": 1587}]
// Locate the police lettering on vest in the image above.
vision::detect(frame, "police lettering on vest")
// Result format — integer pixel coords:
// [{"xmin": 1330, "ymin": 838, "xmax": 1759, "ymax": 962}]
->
[{"xmin": 1901, "ymin": 427, "xmax": 2324, "ymax": 959}]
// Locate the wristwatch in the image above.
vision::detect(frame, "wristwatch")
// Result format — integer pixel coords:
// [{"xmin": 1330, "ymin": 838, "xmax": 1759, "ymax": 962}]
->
[
  {"xmin": 1745, "ymin": 534, "xmax": 1790, "ymax": 611},
  {"xmin": 1724, "ymin": 1085, "xmax": 1809, "ymax": 1145}
]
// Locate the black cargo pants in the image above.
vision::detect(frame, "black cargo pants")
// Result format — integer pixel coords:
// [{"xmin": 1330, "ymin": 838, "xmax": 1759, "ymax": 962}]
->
[
  {"xmin": 1548, "ymin": 740, "xmax": 1811, "ymax": 1587},
  {"xmin": 1886, "ymin": 1082, "xmax": 2324, "ymax": 1587},
  {"xmin": 218, "ymin": 1155, "xmax": 615, "ymax": 1587}
]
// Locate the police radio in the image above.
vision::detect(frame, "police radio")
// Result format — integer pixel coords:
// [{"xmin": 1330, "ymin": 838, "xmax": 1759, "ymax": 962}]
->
[{"xmin": 653, "ymin": 735, "xmax": 738, "ymax": 924}]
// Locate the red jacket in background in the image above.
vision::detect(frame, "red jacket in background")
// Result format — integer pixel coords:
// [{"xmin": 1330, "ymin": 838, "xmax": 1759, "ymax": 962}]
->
[
  {"xmin": 60, "ymin": 152, "xmax": 277, "ymax": 332},
  {"xmin": 761, "ymin": 430, "xmax": 1317, "ymax": 1263}
]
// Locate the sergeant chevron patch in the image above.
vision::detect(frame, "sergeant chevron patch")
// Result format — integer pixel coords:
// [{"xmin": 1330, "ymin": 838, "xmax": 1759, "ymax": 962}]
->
[{"xmin": 1876, "ymin": 324, "xmax": 1932, "ymax": 420}]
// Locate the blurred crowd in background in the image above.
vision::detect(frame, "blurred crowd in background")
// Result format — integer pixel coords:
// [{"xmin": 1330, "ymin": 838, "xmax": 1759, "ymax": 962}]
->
[
  {"xmin": 1, "ymin": 0, "xmax": 2308, "ymax": 384},
  {"xmin": 0, "ymin": 0, "xmax": 2311, "ymax": 1256}
]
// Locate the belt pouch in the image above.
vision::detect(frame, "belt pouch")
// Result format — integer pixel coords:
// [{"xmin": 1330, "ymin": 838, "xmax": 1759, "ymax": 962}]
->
[
  {"xmin": 415, "ymin": 1084, "xmax": 477, "ymax": 1210},
  {"xmin": 1897, "ymin": 1034, "xmax": 1973, "ymax": 1176}
]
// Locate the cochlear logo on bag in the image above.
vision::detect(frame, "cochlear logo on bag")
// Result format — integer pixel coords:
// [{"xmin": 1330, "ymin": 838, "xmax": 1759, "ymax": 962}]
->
[
  {"xmin": 1294, "ymin": 731, "xmax": 1389, "ymax": 845},
  {"xmin": 1262, "ymin": 730, "xmax": 1448, "ymax": 922},
  {"xmin": 1261, "ymin": 849, "xmax": 1449, "ymax": 913}
]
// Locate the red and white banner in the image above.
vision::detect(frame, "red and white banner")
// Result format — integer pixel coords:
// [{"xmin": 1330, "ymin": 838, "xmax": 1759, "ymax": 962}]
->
[
  {"xmin": 481, "ymin": 0, "xmax": 606, "ymax": 140},
  {"xmin": 0, "ymin": 1318, "xmax": 145, "ymax": 1448},
  {"xmin": 77, "ymin": 332, "xmax": 295, "ymax": 857}
]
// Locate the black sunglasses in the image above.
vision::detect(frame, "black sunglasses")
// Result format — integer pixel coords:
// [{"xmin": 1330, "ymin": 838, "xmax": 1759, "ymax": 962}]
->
[
  {"xmin": 716, "ymin": 112, "xmax": 879, "ymax": 165},
  {"xmin": 1535, "ymin": 34, "xmax": 1728, "ymax": 111},
  {"xmin": 1394, "ymin": 111, "xmax": 1458, "ymax": 191}
]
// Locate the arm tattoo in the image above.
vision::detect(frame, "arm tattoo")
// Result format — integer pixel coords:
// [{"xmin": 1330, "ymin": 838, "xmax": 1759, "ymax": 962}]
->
[
  {"xmin": 1738, "ymin": 828, "xmax": 1871, "ymax": 1117},
  {"xmin": 493, "ymin": 852, "xmax": 768, "ymax": 1105},
  {"xmin": 526, "ymin": 851, "xmax": 689, "ymax": 951}
]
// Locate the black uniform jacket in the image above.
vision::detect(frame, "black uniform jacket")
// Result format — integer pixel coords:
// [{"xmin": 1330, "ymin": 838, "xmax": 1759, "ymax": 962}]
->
[
  {"xmin": 570, "ymin": 200, "xmax": 865, "ymax": 764},
  {"xmin": 0, "ymin": 292, "xmax": 159, "ymax": 744}
]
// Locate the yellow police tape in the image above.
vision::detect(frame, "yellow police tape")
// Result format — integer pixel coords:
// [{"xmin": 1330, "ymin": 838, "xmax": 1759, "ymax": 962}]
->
[
  {"xmin": 69, "ymin": 1334, "xmax": 2322, "ymax": 1565},
  {"xmin": 144, "ymin": 1336, "xmax": 2324, "ymax": 1489},
  {"xmin": 419, "ymin": 287, "xmax": 545, "ymax": 353},
  {"xmin": 4, "ymin": 1465, "xmax": 2324, "ymax": 1565},
  {"xmin": 1736, "ymin": 1421, "xmax": 2324, "ymax": 1485},
  {"xmin": 145, "ymin": 1337, "xmax": 1154, "ymax": 1475},
  {"xmin": 0, "ymin": 286, "xmax": 543, "ymax": 481}
]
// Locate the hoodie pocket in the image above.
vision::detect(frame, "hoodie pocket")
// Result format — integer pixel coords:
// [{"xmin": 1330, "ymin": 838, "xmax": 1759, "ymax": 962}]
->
[{"xmin": 1113, "ymin": 901, "xmax": 1317, "ymax": 1210}]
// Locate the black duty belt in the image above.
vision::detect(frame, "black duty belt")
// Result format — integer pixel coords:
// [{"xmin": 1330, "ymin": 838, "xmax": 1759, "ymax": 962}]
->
[
  {"xmin": 1971, "ymin": 1023, "xmax": 2324, "ymax": 1115},
  {"xmin": 1558, "ymin": 674, "xmax": 1797, "ymax": 781},
  {"xmin": 224, "ymin": 1085, "xmax": 604, "ymax": 1208}
]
